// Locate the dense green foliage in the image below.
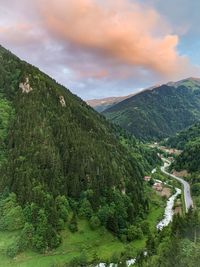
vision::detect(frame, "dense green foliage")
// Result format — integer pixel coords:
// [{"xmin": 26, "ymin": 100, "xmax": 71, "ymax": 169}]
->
[
  {"xmin": 0, "ymin": 97, "xmax": 13, "ymax": 166},
  {"xmin": 0, "ymin": 185, "xmax": 164, "ymax": 266},
  {"xmin": 135, "ymin": 210, "xmax": 200, "ymax": 267},
  {"xmin": 166, "ymin": 123, "xmax": 200, "ymax": 173},
  {"xmin": 103, "ymin": 82, "xmax": 200, "ymax": 141},
  {"xmin": 147, "ymin": 123, "xmax": 200, "ymax": 267},
  {"xmin": 113, "ymin": 125, "xmax": 161, "ymax": 173},
  {"xmin": 164, "ymin": 122, "xmax": 200, "ymax": 150},
  {"xmin": 0, "ymin": 192, "xmax": 24, "ymax": 231},
  {"xmin": 174, "ymin": 139, "xmax": 200, "ymax": 173},
  {"xmin": 0, "ymin": 45, "xmax": 160, "ymax": 254},
  {"xmin": 166, "ymin": 123, "xmax": 200, "ymax": 200},
  {"xmin": 165, "ymin": 123, "xmax": 200, "ymax": 198}
]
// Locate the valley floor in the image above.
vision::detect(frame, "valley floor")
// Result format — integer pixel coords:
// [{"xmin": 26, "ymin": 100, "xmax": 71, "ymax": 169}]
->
[{"xmin": 0, "ymin": 191, "xmax": 164, "ymax": 267}]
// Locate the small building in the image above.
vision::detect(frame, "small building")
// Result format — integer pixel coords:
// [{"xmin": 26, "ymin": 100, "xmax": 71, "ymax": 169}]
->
[
  {"xmin": 144, "ymin": 176, "xmax": 151, "ymax": 182},
  {"xmin": 153, "ymin": 182, "xmax": 163, "ymax": 192}
]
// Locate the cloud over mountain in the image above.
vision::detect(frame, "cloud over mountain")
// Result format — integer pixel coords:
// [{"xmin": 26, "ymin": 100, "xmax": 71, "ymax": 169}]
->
[
  {"xmin": 0, "ymin": 0, "xmax": 199, "ymax": 98},
  {"xmin": 38, "ymin": 0, "xmax": 199, "ymax": 78}
]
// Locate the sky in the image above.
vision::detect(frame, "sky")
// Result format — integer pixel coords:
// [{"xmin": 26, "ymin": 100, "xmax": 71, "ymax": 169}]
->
[{"xmin": 0, "ymin": 0, "xmax": 200, "ymax": 100}]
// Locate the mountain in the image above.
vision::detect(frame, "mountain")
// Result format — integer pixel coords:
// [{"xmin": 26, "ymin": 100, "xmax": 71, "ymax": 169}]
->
[
  {"xmin": 87, "ymin": 94, "xmax": 135, "ymax": 112},
  {"xmin": 165, "ymin": 122, "xmax": 200, "ymax": 199},
  {"xmin": 103, "ymin": 78, "xmax": 200, "ymax": 141},
  {"xmin": 166, "ymin": 122, "xmax": 200, "ymax": 173},
  {"xmin": 164, "ymin": 122, "xmax": 200, "ymax": 150},
  {"xmin": 167, "ymin": 77, "xmax": 200, "ymax": 89},
  {"xmin": 0, "ymin": 45, "xmax": 159, "ymax": 254},
  {"xmin": 87, "ymin": 85, "xmax": 160, "ymax": 112},
  {"xmin": 142, "ymin": 119, "xmax": 200, "ymax": 267}
]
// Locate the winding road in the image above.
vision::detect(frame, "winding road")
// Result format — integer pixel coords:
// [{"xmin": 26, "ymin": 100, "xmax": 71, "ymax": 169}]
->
[{"xmin": 161, "ymin": 161, "xmax": 193, "ymax": 213}]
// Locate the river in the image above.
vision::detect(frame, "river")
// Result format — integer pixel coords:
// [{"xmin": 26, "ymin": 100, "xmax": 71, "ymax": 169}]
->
[
  {"xmin": 156, "ymin": 187, "xmax": 181, "ymax": 230},
  {"xmin": 95, "ymin": 167, "xmax": 181, "ymax": 267}
]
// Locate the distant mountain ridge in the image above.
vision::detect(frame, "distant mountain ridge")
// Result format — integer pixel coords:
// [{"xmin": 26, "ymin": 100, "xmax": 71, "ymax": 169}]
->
[
  {"xmin": 88, "ymin": 78, "xmax": 200, "ymax": 113},
  {"xmin": 102, "ymin": 77, "xmax": 200, "ymax": 141},
  {"xmin": 87, "ymin": 94, "xmax": 135, "ymax": 112},
  {"xmin": 87, "ymin": 85, "xmax": 163, "ymax": 112},
  {"xmin": 167, "ymin": 77, "xmax": 200, "ymax": 89}
]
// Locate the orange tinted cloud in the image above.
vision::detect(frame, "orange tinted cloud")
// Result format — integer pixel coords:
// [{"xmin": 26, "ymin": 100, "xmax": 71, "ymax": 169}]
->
[
  {"xmin": 78, "ymin": 69, "xmax": 108, "ymax": 79},
  {"xmin": 37, "ymin": 0, "xmax": 198, "ymax": 78},
  {"xmin": 0, "ymin": 23, "xmax": 44, "ymax": 46}
]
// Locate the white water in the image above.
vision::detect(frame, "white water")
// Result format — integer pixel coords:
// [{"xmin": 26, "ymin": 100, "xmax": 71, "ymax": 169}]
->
[
  {"xmin": 95, "ymin": 258, "xmax": 136, "ymax": 267},
  {"xmin": 156, "ymin": 187, "xmax": 181, "ymax": 230}
]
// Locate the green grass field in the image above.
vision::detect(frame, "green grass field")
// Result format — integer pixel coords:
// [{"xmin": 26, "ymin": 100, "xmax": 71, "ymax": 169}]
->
[{"xmin": 0, "ymin": 192, "xmax": 164, "ymax": 267}]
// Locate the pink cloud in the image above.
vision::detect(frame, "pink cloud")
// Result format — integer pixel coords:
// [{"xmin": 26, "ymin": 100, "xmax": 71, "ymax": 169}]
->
[
  {"xmin": 0, "ymin": 0, "xmax": 199, "ymax": 99},
  {"xmin": 0, "ymin": 23, "xmax": 46, "ymax": 48},
  {"xmin": 37, "ymin": 0, "xmax": 199, "ymax": 78}
]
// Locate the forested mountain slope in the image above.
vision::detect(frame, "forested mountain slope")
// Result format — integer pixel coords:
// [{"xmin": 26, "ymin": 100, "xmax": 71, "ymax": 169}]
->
[
  {"xmin": 166, "ymin": 123, "xmax": 200, "ymax": 173},
  {"xmin": 103, "ymin": 79, "xmax": 200, "ymax": 141},
  {"xmin": 140, "ymin": 127, "xmax": 200, "ymax": 267},
  {"xmin": 0, "ymin": 45, "xmax": 159, "ymax": 254},
  {"xmin": 164, "ymin": 122, "xmax": 200, "ymax": 150}
]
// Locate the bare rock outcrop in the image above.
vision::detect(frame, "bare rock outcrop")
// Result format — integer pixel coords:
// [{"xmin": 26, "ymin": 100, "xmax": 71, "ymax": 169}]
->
[
  {"xmin": 59, "ymin": 96, "xmax": 66, "ymax": 107},
  {"xmin": 19, "ymin": 77, "xmax": 33, "ymax": 93}
]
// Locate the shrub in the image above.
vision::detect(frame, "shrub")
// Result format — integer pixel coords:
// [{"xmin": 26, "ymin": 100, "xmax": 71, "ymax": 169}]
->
[
  {"xmin": 127, "ymin": 225, "xmax": 143, "ymax": 241},
  {"xmin": 79, "ymin": 199, "xmax": 93, "ymax": 219},
  {"xmin": 69, "ymin": 214, "xmax": 78, "ymax": 233},
  {"xmin": 68, "ymin": 252, "xmax": 88, "ymax": 267},
  {"xmin": 6, "ymin": 244, "xmax": 19, "ymax": 258},
  {"xmin": 89, "ymin": 216, "xmax": 101, "ymax": 230}
]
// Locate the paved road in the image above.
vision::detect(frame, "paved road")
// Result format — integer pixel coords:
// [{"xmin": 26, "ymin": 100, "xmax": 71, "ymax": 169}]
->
[{"xmin": 161, "ymin": 162, "xmax": 193, "ymax": 213}]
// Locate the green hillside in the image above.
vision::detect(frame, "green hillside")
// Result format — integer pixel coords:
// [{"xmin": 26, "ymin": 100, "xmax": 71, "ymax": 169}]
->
[
  {"xmin": 164, "ymin": 122, "xmax": 200, "ymax": 150},
  {"xmin": 0, "ymin": 44, "xmax": 160, "ymax": 261},
  {"xmin": 141, "ymin": 127, "xmax": 200, "ymax": 267},
  {"xmin": 166, "ymin": 123, "xmax": 200, "ymax": 173},
  {"xmin": 103, "ymin": 82, "xmax": 200, "ymax": 141},
  {"xmin": 174, "ymin": 138, "xmax": 200, "ymax": 173}
]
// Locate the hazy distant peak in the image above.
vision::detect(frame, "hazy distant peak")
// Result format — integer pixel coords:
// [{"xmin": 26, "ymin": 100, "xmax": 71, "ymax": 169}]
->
[
  {"xmin": 87, "ymin": 94, "xmax": 135, "ymax": 112},
  {"xmin": 187, "ymin": 77, "xmax": 200, "ymax": 82},
  {"xmin": 87, "ymin": 94, "xmax": 134, "ymax": 106},
  {"xmin": 87, "ymin": 77, "xmax": 200, "ymax": 112},
  {"xmin": 87, "ymin": 84, "xmax": 163, "ymax": 112}
]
